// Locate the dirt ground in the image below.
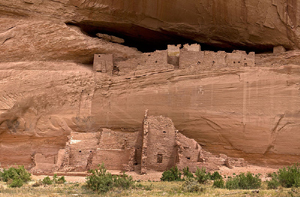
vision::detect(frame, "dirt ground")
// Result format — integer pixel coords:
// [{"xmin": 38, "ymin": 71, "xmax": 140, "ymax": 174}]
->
[{"xmin": 31, "ymin": 165, "xmax": 278, "ymax": 183}]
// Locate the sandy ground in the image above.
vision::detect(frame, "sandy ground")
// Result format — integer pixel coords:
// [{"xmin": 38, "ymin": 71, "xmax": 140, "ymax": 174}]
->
[{"xmin": 31, "ymin": 165, "xmax": 278, "ymax": 183}]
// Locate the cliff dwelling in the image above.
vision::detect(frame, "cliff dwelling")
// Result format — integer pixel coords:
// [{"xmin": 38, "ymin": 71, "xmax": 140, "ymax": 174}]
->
[
  {"xmin": 31, "ymin": 111, "xmax": 246, "ymax": 174},
  {"xmin": 95, "ymin": 43, "xmax": 256, "ymax": 75}
]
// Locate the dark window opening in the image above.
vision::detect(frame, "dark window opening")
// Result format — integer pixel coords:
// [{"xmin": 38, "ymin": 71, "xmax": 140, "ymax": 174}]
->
[
  {"xmin": 197, "ymin": 61, "xmax": 201, "ymax": 64},
  {"xmin": 163, "ymin": 131, "xmax": 166, "ymax": 133},
  {"xmin": 233, "ymin": 61, "xmax": 236, "ymax": 64},
  {"xmin": 186, "ymin": 157, "xmax": 191, "ymax": 160},
  {"xmin": 79, "ymin": 150, "xmax": 82, "ymax": 153},
  {"xmin": 155, "ymin": 61, "xmax": 158, "ymax": 63},
  {"xmin": 238, "ymin": 61, "xmax": 240, "ymax": 63},
  {"xmin": 157, "ymin": 154, "xmax": 163, "ymax": 163}
]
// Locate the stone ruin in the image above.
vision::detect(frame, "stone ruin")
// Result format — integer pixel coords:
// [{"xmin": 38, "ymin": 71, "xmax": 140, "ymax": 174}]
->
[
  {"xmin": 94, "ymin": 43, "xmax": 256, "ymax": 76},
  {"xmin": 31, "ymin": 111, "xmax": 246, "ymax": 174},
  {"xmin": 93, "ymin": 54, "xmax": 114, "ymax": 75},
  {"xmin": 178, "ymin": 44, "xmax": 255, "ymax": 69}
]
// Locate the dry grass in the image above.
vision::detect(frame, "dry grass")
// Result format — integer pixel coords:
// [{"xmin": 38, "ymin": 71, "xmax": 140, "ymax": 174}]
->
[{"xmin": 0, "ymin": 180, "xmax": 298, "ymax": 197}]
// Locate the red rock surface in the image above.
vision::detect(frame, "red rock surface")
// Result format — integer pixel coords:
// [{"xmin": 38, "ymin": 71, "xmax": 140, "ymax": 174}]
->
[{"xmin": 1, "ymin": 0, "xmax": 300, "ymax": 171}]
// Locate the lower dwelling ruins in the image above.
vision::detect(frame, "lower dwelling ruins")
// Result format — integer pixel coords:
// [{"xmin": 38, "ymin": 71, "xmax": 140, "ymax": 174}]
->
[{"xmin": 31, "ymin": 111, "xmax": 246, "ymax": 174}]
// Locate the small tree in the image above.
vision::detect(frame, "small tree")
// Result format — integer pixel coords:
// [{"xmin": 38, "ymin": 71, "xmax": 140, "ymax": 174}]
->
[
  {"xmin": 161, "ymin": 166, "xmax": 182, "ymax": 181},
  {"xmin": 195, "ymin": 167, "xmax": 209, "ymax": 184},
  {"xmin": 183, "ymin": 167, "xmax": 194, "ymax": 179},
  {"xmin": 0, "ymin": 166, "xmax": 31, "ymax": 188}
]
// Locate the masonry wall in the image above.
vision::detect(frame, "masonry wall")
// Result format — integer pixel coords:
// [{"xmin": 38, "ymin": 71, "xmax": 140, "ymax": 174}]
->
[
  {"xmin": 145, "ymin": 116, "xmax": 177, "ymax": 171},
  {"xmin": 175, "ymin": 133, "xmax": 204, "ymax": 172},
  {"xmin": 93, "ymin": 54, "xmax": 114, "ymax": 75},
  {"xmin": 68, "ymin": 132, "xmax": 99, "ymax": 171},
  {"xmin": 116, "ymin": 50, "xmax": 172, "ymax": 76},
  {"xmin": 91, "ymin": 149, "xmax": 132, "ymax": 170}
]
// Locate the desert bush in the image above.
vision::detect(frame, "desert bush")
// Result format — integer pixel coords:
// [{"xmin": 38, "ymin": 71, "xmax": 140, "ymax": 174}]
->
[
  {"xmin": 161, "ymin": 166, "xmax": 182, "ymax": 181},
  {"xmin": 0, "ymin": 166, "xmax": 31, "ymax": 188},
  {"xmin": 113, "ymin": 172, "xmax": 133, "ymax": 189},
  {"xmin": 51, "ymin": 174, "xmax": 66, "ymax": 184},
  {"xmin": 183, "ymin": 167, "xmax": 194, "ymax": 179},
  {"xmin": 9, "ymin": 178, "xmax": 23, "ymax": 188},
  {"xmin": 86, "ymin": 164, "xmax": 114, "ymax": 193},
  {"xmin": 86, "ymin": 164, "xmax": 134, "ymax": 193},
  {"xmin": 267, "ymin": 178, "xmax": 280, "ymax": 189},
  {"xmin": 195, "ymin": 167, "xmax": 210, "ymax": 184},
  {"xmin": 213, "ymin": 178, "xmax": 225, "ymax": 188},
  {"xmin": 42, "ymin": 176, "xmax": 52, "ymax": 185},
  {"xmin": 226, "ymin": 172, "xmax": 261, "ymax": 190},
  {"xmin": 225, "ymin": 177, "xmax": 239, "ymax": 189},
  {"xmin": 210, "ymin": 171, "xmax": 222, "ymax": 180},
  {"xmin": 276, "ymin": 164, "xmax": 300, "ymax": 188},
  {"xmin": 181, "ymin": 178, "xmax": 205, "ymax": 193},
  {"xmin": 57, "ymin": 176, "xmax": 66, "ymax": 184}
]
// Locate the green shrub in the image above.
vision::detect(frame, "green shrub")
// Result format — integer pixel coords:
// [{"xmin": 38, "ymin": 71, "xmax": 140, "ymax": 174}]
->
[
  {"xmin": 86, "ymin": 164, "xmax": 114, "ymax": 193},
  {"xmin": 267, "ymin": 178, "xmax": 280, "ymax": 189},
  {"xmin": 277, "ymin": 164, "xmax": 300, "ymax": 188},
  {"xmin": 0, "ymin": 166, "xmax": 31, "ymax": 188},
  {"xmin": 57, "ymin": 176, "xmax": 66, "ymax": 184},
  {"xmin": 86, "ymin": 164, "xmax": 134, "ymax": 193},
  {"xmin": 225, "ymin": 172, "xmax": 261, "ymax": 190},
  {"xmin": 213, "ymin": 178, "xmax": 225, "ymax": 188},
  {"xmin": 42, "ymin": 176, "xmax": 53, "ymax": 185},
  {"xmin": 210, "ymin": 171, "xmax": 222, "ymax": 180},
  {"xmin": 161, "ymin": 166, "xmax": 182, "ymax": 181},
  {"xmin": 225, "ymin": 177, "xmax": 239, "ymax": 189},
  {"xmin": 181, "ymin": 178, "xmax": 205, "ymax": 193},
  {"xmin": 9, "ymin": 178, "xmax": 23, "ymax": 188},
  {"xmin": 52, "ymin": 174, "xmax": 58, "ymax": 184},
  {"xmin": 183, "ymin": 167, "xmax": 194, "ymax": 179},
  {"xmin": 195, "ymin": 167, "xmax": 209, "ymax": 184},
  {"xmin": 113, "ymin": 172, "xmax": 134, "ymax": 189}
]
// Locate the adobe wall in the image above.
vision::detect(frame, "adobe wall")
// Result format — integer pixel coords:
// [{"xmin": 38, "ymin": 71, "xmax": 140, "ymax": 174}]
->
[
  {"xmin": 226, "ymin": 50, "xmax": 255, "ymax": 67},
  {"xmin": 91, "ymin": 149, "xmax": 132, "ymax": 170},
  {"xmin": 31, "ymin": 153, "xmax": 56, "ymax": 173},
  {"xmin": 95, "ymin": 43, "xmax": 255, "ymax": 76},
  {"xmin": 115, "ymin": 50, "xmax": 172, "ymax": 76},
  {"xmin": 67, "ymin": 132, "xmax": 99, "ymax": 171},
  {"xmin": 180, "ymin": 45, "xmax": 255, "ymax": 69},
  {"xmin": 93, "ymin": 54, "xmax": 114, "ymax": 75},
  {"xmin": 143, "ymin": 115, "xmax": 177, "ymax": 172},
  {"xmin": 167, "ymin": 45, "xmax": 180, "ymax": 68}
]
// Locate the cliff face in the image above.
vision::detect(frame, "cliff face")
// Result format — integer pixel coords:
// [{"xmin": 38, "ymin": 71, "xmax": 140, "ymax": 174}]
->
[
  {"xmin": 1, "ymin": 0, "xmax": 300, "ymax": 169},
  {"xmin": 0, "ymin": 0, "xmax": 300, "ymax": 53},
  {"xmin": 1, "ymin": 51, "xmax": 300, "ymax": 168}
]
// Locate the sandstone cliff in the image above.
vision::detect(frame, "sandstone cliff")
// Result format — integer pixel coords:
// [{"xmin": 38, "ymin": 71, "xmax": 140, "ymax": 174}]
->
[{"xmin": 1, "ymin": 0, "xmax": 300, "ymax": 169}]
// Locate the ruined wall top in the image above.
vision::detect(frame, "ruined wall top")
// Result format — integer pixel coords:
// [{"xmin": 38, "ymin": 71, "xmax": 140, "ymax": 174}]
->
[{"xmin": 183, "ymin": 43, "xmax": 201, "ymax": 52}]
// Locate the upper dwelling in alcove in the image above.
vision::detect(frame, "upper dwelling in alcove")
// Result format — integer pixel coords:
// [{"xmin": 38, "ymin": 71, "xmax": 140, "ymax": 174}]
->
[{"xmin": 97, "ymin": 43, "xmax": 256, "ymax": 76}]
